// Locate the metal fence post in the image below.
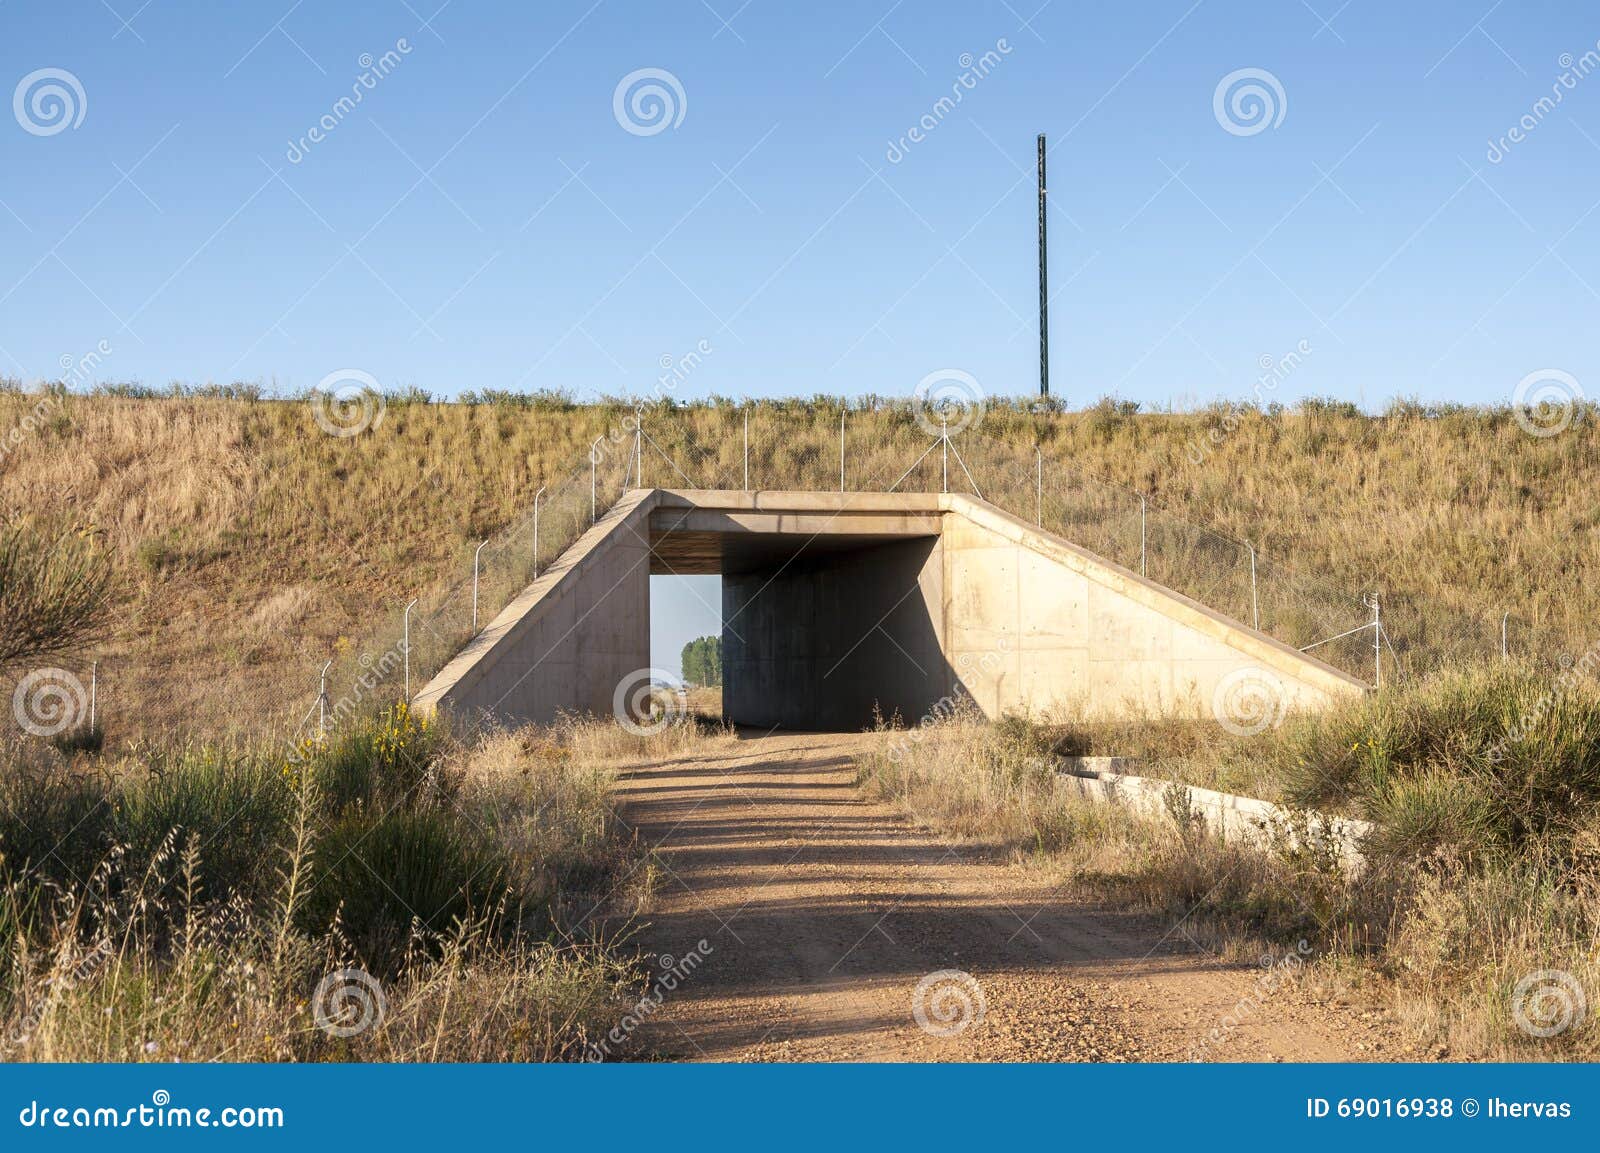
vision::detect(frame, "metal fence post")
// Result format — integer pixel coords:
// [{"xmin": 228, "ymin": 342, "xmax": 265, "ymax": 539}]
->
[
  {"xmin": 941, "ymin": 417, "xmax": 949, "ymax": 494},
  {"xmin": 590, "ymin": 435, "xmax": 603, "ymax": 522},
  {"xmin": 1035, "ymin": 447, "xmax": 1042, "ymax": 526},
  {"xmin": 318, "ymin": 658, "xmax": 332, "ymax": 737},
  {"xmin": 472, "ymin": 540, "xmax": 488, "ymax": 631},
  {"xmin": 1248, "ymin": 542, "xmax": 1259, "ymax": 631},
  {"xmin": 1369, "ymin": 594, "xmax": 1382, "ymax": 689},
  {"xmin": 89, "ymin": 660, "xmax": 97, "ymax": 730},
  {"xmin": 1139, "ymin": 494, "xmax": 1147, "ymax": 577},
  {"xmin": 634, "ymin": 411, "xmax": 643, "ymax": 489},
  {"xmin": 403, "ymin": 598, "xmax": 419, "ymax": 702},
  {"xmin": 743, "ymin": 410, "xmax": 749, "ymax": 491},
  {"xmin": 1501, "ymin": 611, "xmax": 1509, "ymax": 660},
  {"xmin": 839, "ymin": 409, "xmax": 846, "ymax": 493},
  {"xmin": 532, "ymin": 485, "xmax": 546, "ymax": 579}
]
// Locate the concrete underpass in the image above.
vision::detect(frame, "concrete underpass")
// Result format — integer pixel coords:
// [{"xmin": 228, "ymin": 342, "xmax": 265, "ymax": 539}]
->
[{"xmin": 414, "ymin": 490, "xmax": 1365, "ymax": 732}]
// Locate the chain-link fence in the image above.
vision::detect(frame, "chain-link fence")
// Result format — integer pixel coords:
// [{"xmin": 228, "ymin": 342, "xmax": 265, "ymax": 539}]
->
[{"xmin": 22, "ymin": 399, "xmax": 1553, "ymax": 749}]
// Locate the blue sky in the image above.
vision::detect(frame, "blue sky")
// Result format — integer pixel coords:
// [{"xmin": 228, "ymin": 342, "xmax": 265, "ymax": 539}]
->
[
  {"xmin": 4, "ymin": 0, "xmax": 1599, "ymax": 412},
  {"xmin": 6, "ymin": 1, "xmax": 1599, "ymax": 675}
]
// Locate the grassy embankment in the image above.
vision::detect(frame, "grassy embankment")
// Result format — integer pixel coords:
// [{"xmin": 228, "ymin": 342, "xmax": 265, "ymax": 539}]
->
[{"xmin": 2, "ymin": 385, "xmax": 1596, "ymax": 741}]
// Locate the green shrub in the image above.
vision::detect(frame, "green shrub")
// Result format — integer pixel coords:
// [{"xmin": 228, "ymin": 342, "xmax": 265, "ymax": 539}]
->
[
  {"xmin": 48, "ymin": 723, "xmax": 104, "ymax": 756},
  {"xmin": 114, "ymin": 749, "xmax": 292, "ymax": 906},
  {"xmin": 1276, "ymin": 661, "xmax": 1600, "ymax": 860},
  {"xmin": 0, "ymin": 758, "xmax": 113, "ymax": 889},
  {"xmin": 302, "ymin": 808, "xmax": 515, "ymax": 972},
  {"xmin": 0, "ymin": 523, "xmax": 112, "ymax": 672},
  {"xmin": 310, "ymin": 701, "xmax": 449, "ymax": 813}
]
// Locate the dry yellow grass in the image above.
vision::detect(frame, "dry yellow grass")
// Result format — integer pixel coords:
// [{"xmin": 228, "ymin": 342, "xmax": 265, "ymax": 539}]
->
[{"xmin": 1, "ymin": 389, "xmax": 1592, "ymax": 740}]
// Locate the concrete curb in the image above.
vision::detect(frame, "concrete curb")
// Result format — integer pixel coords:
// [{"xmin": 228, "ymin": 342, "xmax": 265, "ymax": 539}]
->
[
  {"xmin": 1055, "ymin": 765, "xmax": 1374, "ymax": 873},
  {"xmin": 1059, "ymin": 755, "xmax": 1143, "ymax": 776}
]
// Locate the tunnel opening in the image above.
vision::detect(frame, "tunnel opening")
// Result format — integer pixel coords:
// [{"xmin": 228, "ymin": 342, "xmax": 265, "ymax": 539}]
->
[
  {"xmin": 649, "ymin": 573, "xmax": 723, "ymax": 720},
  {"xmin": 648, "ymin": 514, "xmax": 949, "ymax": 732}
]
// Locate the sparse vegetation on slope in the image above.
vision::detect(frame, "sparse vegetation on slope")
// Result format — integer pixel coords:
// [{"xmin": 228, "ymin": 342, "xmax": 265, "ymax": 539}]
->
[{"xmin": 1, "ymin": 387, "xmax": 1594, "ymax": 743}]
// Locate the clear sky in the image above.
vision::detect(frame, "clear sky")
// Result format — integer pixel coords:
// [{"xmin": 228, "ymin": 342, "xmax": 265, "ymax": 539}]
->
[
  {"xmin": 6, "ymin": 1, "xmax": 1599, "ymax": 675},
  {"xmin": 4, "ymin": 1, "xmax": 1599, "ymax": 411},
  {"xmin": 650, "ymin": 574, "xmax": 720, "ymax": 682}
]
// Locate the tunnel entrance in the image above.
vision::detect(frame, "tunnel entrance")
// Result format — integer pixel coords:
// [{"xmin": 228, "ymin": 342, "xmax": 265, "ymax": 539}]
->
[{"xmin": 648, "ymin": 511, "xmax": 948, "ymax": 731}]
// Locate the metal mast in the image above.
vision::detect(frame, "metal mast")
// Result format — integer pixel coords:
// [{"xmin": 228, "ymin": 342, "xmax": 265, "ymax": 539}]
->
[{"xmin": 1037, "ymin": 133, "xmax": 1049, "ymax": 399}]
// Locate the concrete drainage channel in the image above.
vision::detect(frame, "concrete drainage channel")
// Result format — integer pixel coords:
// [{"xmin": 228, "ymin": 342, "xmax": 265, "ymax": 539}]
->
[{"xmin": 1054, "ymin": 758, "xmax": 1374, "ymax": 873}]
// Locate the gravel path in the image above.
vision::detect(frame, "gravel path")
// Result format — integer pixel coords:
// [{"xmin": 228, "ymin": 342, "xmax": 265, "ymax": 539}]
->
[{"xmin": 616, "ymin": 729, "xmax": 1395, "ymax": 1062}]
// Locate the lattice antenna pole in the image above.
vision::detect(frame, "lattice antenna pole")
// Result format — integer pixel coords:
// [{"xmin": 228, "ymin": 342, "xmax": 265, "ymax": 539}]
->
[{"xmin": 1038, "ymin": 133, "xmax": 1049, "ymax": 400}]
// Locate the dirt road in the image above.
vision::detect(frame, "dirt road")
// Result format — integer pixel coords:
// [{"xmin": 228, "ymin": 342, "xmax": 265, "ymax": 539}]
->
[{"xmin": 617, "ymin": 729, "xmax": 1393, "ymax": 1062}]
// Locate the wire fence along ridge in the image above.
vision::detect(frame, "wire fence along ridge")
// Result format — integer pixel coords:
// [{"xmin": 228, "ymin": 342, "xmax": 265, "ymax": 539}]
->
[{"xmin": 37, "ymin": 405, "xmax": 1547, "ymax": 746}]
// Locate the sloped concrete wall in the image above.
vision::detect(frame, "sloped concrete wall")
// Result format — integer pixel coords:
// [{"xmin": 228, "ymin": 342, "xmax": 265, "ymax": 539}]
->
[
  {"xmin": 412, "ymin": 490, "xmax": 654, "ymax": 729},
  {"xmin": 722, "ymin": 536, "xmax": 946, "ymax": 730},
  {"xmin": 940, "ymin": 495, "xmax": 1362, "ymax": 719}
]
